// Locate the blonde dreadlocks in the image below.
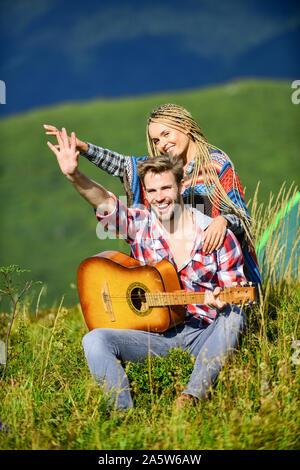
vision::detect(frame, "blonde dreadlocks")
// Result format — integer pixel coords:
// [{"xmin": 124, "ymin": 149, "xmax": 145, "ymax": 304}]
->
[{"xmin": 146, "ymin": 103, "xmax": 254, "ymax": 248}]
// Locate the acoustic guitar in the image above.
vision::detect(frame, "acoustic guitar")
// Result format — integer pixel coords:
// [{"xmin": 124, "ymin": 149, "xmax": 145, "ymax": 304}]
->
[{"xmin": 77, "ymin": 251, "xmax": 256, "ymax": 333}]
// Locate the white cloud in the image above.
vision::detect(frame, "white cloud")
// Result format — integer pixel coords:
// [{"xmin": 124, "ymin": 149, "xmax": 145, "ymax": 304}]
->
[
  {"xmin": 66, "ymin": 2, "xmax": 300, "ymax": 62},
  {"xmin": 0, "ymin": 0, "xmax": 58, "ymax": 36},
  {"xmin": 2, "ymin": 0, "xmax": 299, "ymax": 74}
]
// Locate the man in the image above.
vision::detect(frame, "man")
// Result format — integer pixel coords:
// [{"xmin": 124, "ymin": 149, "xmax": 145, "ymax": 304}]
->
[{"xmin": 47, "ymin": 128, "xmax": 247, "ymax": 411}]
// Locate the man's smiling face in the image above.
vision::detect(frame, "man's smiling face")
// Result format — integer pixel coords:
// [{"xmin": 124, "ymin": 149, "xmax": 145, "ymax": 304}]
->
[{"xmin": 143, "ymin": 170, "xmax": 183, "ymax": 222}]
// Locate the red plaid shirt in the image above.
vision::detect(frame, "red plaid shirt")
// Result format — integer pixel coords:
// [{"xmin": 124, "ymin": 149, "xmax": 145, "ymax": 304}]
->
[{"xmin": 96, "ymin": 194, "xmax": 246, "ymax": 325}]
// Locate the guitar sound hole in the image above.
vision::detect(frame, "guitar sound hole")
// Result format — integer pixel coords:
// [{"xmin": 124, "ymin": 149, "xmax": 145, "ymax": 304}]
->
[
  {"xmin": 131, "ymin": 287, "xmax": 147, "ymax": 312},
  {"xmin": 126, "ymin": 282, "xmax": 151, "ymax": 317}
]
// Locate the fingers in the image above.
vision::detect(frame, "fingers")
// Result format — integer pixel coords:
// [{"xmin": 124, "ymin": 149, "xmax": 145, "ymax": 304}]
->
[
  {"xmin": 213, "ymin": 230, "xmax": 225, "ymax": 251},
  {"xmin": 60, "ymin": 127, "xmax": 68, "ymax": 147},
  {"xmin": 43, "ymin": 124, "xmax": 66, "ymax": 141},
  {"xmin": 55, "ymin": 129, "xmax": 63, "ymax": 149},
  {"xmin": 44, "ymin": 124, "xmax": 62, "ymax": 150},
  {"xmin": 204, "ymin": 287, "xmax": 226, "ymax": 309},
  {"xmin": 212, "ymin": 286, "xmax": 226, "ymax": 309},
  {"xmin": 44, "ymin": 124, "xmax": 58, "ymax": 135},
  {"xmin": 203, "ymin": 229, "xmax": 225, "ymax": 253},
  {"xmin": 203, "ymin": 216, "xmax": 228, "ymax": 253},
  {"xmin": 202, "ymin": 232, "xmax": 214, "ymax": 253},
  {"xmin": 213, "ymin": 286, "xmax": 222, "ymax": 296},
  {"xmin": 204, "ymin": 290, "xmax": 216, "ymax": 309},
  {"xmin": 71, "ymin": 131, "xmax": 76, "ymax": 153},
  {"xmin": 46, "ymin": 126, "xmax": 78, "ymax": 164},
  {"xmin": 45, "ymin": 124, "xmax": 62, "ymax": 156},
  {"xmin": 47, "ymin": 129, "xmax": 64, "ymax": 154},
  {"xmin": 47, "ymin": 140, "xmax": 59, "ymax": 157},
  {"xmin": 44, "ymin": 125, "xmax": 78, "ymax": 154}
]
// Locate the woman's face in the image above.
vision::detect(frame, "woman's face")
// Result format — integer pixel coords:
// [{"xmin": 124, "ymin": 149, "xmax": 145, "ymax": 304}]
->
[{"xmin": 148, "ymin": 122, "xmax": 191, "ymax": 160}]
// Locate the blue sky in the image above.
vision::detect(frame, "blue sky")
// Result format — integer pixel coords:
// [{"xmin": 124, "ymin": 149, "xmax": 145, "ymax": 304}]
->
[{"xmin": 1, "ymin": 0, "xmax": 299, "ymax": 116}]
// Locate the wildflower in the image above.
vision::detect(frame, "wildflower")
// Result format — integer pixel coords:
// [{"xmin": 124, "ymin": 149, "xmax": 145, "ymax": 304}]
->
[{"xmin": 0, "ymin": 418, "xmax": 9, "ymax": 434}]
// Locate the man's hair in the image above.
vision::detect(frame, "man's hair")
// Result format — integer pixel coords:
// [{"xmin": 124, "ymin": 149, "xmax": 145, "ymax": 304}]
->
[{"xmin": 137, "ymin": 154, "xmax": 184, "ymax": 187}]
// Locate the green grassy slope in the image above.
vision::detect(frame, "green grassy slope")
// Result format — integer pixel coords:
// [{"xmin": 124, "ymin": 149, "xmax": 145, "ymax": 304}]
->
[{"xmin": 0, "ymin": 79, "xmax": 299, "ymax": 305}]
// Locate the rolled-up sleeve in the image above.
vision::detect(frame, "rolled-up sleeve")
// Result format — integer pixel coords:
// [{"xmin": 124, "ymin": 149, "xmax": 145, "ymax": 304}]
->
[{"xmin": 95, "ymin": 193, "xmax": 147, "ymax": 243}]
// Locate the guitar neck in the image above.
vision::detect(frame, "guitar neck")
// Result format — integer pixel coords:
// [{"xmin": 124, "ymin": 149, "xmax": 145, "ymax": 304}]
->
[
  {"xmin": 145, "ymin": 285, "xmax": 256, "ymax": 307},
  {"xmin": 146, "ymin": 290, "xmax": 205, "ymax": 307}
]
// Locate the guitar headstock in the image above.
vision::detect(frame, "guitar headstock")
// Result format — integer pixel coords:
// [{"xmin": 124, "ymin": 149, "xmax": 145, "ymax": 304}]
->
[{"xmin": 223, "ymin": 282, "xmax": 257, "ymax": 306}]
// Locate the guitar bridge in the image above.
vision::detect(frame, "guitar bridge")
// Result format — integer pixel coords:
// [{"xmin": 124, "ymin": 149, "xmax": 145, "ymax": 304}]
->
[{"xmin": 101, "ymin": 281, "xmax": 116, "ymax": 322}]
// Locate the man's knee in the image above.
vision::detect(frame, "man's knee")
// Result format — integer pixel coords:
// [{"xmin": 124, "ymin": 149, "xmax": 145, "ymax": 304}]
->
[
  {"xmin": 221, "ymin": 308, "xmax": 246, "ymax": 347},
  {"xmin": 232, "ymin": 308, "xmax": 246, "ymax": 331},
  {"xmin": 82, "ymin": 328, "xmax": 112, "ymax": 356}
]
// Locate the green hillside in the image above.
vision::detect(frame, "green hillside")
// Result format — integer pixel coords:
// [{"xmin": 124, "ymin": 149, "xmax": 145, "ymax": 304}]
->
[{"xmin": 0, "ymin": 79, "xmax": 299, "ymax": 306}]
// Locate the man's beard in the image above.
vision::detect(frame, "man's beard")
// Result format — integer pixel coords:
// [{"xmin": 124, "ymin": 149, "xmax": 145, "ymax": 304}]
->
[{"xmin": 151, "ymin": 190, "xmax": 182, "ymax": 224}]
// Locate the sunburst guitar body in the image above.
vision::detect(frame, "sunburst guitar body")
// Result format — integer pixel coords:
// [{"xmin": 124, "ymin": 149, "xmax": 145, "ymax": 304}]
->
[{"xmin": 77, "ymin": 251, "xmax": 256, "ymax": 333}]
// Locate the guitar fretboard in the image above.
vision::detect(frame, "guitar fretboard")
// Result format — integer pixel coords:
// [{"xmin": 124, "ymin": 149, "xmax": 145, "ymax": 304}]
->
[
  {"xmin": 145, "ymin": 286, "xmax": 255, "ymax": 307},
  {"xmin": 146, "ymin": 290, "xmax": 205, "ymax": 307}
]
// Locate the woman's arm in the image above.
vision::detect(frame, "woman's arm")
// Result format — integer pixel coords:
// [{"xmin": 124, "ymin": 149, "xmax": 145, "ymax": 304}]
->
[
  {"xmin": 202, "ymin": 153, "xmax": 248, "ymax": 252},
  {"xmin": 81, "ymin": 142, "xmax": 128, "ymax": 178}
]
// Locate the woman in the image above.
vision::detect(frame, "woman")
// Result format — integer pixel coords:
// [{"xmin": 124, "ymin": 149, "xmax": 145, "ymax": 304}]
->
[{"xmin": 44, "ymin": 103, "xmax": 261, "ymax": 284}]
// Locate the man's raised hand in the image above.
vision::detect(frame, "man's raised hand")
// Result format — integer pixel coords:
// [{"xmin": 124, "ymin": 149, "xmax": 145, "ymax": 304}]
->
[{"xmin": 47, "ymin": 128, "xmax": 79, "ymax": 181}]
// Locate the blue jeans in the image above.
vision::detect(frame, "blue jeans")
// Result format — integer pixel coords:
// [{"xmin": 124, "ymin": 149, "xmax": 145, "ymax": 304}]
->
[{"xmin": 82, "ymin": 306, "xmax": 246, "ymax": 411}]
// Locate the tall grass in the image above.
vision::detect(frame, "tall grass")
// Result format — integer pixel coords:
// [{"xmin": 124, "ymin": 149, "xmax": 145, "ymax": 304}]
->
[{"xmin": 0, "ymin": 184, "xmax": 299, "ymax": 450}]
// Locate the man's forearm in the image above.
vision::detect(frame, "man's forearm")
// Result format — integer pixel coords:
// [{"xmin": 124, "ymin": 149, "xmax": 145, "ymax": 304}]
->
[{"xmin": 67, "ymin": 169, "xmax": 115, "ymax": 213}]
